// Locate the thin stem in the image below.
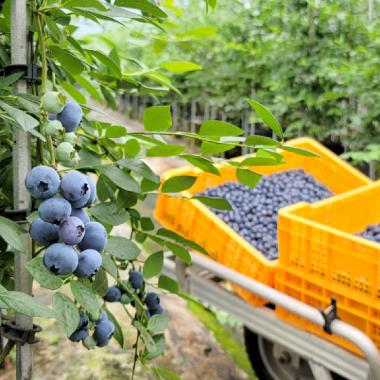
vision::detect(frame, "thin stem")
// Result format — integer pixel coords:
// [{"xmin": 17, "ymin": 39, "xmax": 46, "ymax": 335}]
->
[
  {"xmin": 122, "ymin": 304, "xmax": 133, "ymax": 320},
  {"xmin": 0, "ymin": 341, "xmax": 14, "ymax": 365},
  {"xmin": 131, "ymin": 332, "xmax": 140, "ymax": 380},
  {"xmin": 116, "ymin": 279, "xmax": 145, "ymax": 310},
  {"xmin": 36, "ymin": 13, "xmax": 56, "ymax": 166},
  {"xmin": 0, "ymin": 190, "xmax": 11, "ymax": 203}
]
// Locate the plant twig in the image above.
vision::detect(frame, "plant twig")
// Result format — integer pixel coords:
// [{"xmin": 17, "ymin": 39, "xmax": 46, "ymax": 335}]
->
[
  {"xmin": 0, "ymin": 341, "xmax": 14, "ymax": 365},
  {"xmin": 131, "ymin": 332, "xmax": 140, "ymax": 380}
]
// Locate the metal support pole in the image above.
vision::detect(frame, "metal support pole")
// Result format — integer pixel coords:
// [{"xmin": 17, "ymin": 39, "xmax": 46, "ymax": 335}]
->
[{"xmin": 11, "ymin": 1, "xmax": 34, "ymax": 379}]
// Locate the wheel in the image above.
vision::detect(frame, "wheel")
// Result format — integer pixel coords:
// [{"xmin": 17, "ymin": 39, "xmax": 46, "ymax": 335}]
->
[{"xmin": 244, "ymin": 327, "xmax": 347, "ymax": 380}]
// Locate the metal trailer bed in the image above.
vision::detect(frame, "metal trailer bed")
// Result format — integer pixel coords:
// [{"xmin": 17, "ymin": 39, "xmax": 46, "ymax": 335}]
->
[{"xmin": 161, "ymin": 252, "xmax": 380, "ymax": 380}]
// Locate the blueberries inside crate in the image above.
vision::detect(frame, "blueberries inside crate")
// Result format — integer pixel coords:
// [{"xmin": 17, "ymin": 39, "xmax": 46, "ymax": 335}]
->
[
  {"xmin": 197, "ymin": 169, "xmax": 334, "ymax": 260},
  {"xmin": 356, "ymin": 224, "xmax": 380, "ymax": 243}
]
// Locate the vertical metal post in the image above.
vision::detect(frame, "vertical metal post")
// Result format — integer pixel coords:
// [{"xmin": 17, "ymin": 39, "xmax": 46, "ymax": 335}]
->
[
  {"xmin": 172, "ymin": 101, "xmax": 178, "ymax": 132},
  {"xmin": 190, "ymin": 99, "xmax": 196, "ymax": 148},
  {"xmin": 11, "ymin": 1, "xmax": 34, "ymax": 379}
]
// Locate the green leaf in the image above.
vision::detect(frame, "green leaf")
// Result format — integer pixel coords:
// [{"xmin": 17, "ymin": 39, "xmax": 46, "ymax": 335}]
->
[
  {"xmin": 93, "ymin": 267, "xmax": 108, "ymax": 297},
  {"xmin": 105, "ymin": 308, "xmax": 124, "ymax": 348},
  {"xmin": 0, "ymin": 216, "xmax": 27, "ymax": 254},
  {"xmin": 26, "ymin": 211, "xmax": 39, "ymax": 224},
  {"xmin": 96, "ymin": 175, "xmax": 115, "ymax": 202},
  {"xmin": 143, "ymin": 251, "xmax": 164, "ymax": 279},
  {"xmin": 161, "ymin": 176, "xmax": 197, "ymax": 193},
  {"xmin": 100, "ymin": 86, "xmax": 116, "ymax": 110},
  {"xmin": 58, "ymin": 80, "xmax": 86, "ymax": 104},
  {"xmin": 63, "ymin": 0, "xmax": 110, "ymax": 11},
  {"xmin": 24, "ymin": 257, "xmax": 63, "ymax": 290},
  {"xmin": 257, "ymin": 148, "xmax": 284, "ymax": 161},
  {"xmin": 96, "ymin": 166, "xmax": 142, "ymax": 194},
  {"xmin": 135, "ymin": 232, "xmax": 147, "ymax": 243},
  {"xmin": 239, "ymin": 157, "xmax": 284, "ymax": 167},
  {"xmin": 106, "ymin": 236, "xmax": 141, "ymax": 261},
  {"xmin": 114, "ymin": 0, "xmax": 168, "ymax": 18},
  {"xmin": 140, "ymin": 217, "xmax": 155, "ymax": 231},
  {"xmin": 199, "ymin": 121, "xmax": 244, "ymax": 138},
  {"xmin": 124, "ymin": 139, "xmax": 141, "ymax": 158},
  {"xmin": 48, "ymin": 46, "xmax": 84, "ymax": 76},
  {"xmin": 117, "ymin": 189, "xmax": 138, "ymax": 209},
  {"xmin": 0, "ymin": 102, "xmax": 39, "ymax": 132},
  {"xmin": 279, "ymin": 146, "xmax": 321, "ymax": 158},
  {"xmin": 143, "ymin": 106, "xmax": 172, "ymax": 132},
  {"xmin": 67, "ymin": 37, "xmax": 85, "ymax": 56},
  {"xmin": 245, "ymin": 136, "xmax": 280, "ymax": 146},
  {"xmin": 134, "ymin": 320, "xmax": 157, "ymax": 353},
  {"xmin": 156, "ymin": 368, "xmax": 182, "ymax": 380},
  {"xmin": 165, "ymin": 242, "xmax": 191, "ymax": 265},
  {"xmin": 147, "ymin": 315, "xmax": 169, "ymax": 332},
  {"xmin": 141, "ymin": 178, "xmax": 161, "ymax": 192},
  {"xmin": 158, "ymin": 275, "xmax": 179, "ymax": 294},
  {"xmin": 246, "ymin": 100, "xmax": 283, "ymax": 140},
  {"xmin": 74, "ymin": 75, "xmax": 102, "ymax": 103},
  {"xmin": 156, "ymin": 228, "xmax": 208, "ymax": 255},
  {"xmin": 236, "ymin": 169, "xmax": 262, "ymax": 189},
  {"xmin": 42, "ymin": 14, "xmax": 62, "ymax": 42},
  {"xmin": 0, "ymin": 72, "xmax": 24, "ymax": 89},
  {"xmin": 180, "ymin": 154, "xmax": 220, "ymax": 176},
  {"xmin": 70, "ymin": 281, "xmax": 98, "ymax": 315},
  {"xmin": 200, "ymin": 141, "xmax": 235, "ymax": 155},
  {"xmin": 0, "ymin": 291, "xmax": 57, "ymax": 318},
  {"xmin": 89, "ymin": 202, "xmax": 130, "ymax": 226},
  {"xmin": 160, "ymin": 62, "xmax": 201, "ymax": 73},
  {"xmin": 100, "ymin": 252, "xmax": 118, "ymax": 279},
  {"xmin": 144, "ymin": 334, "xmax": 166, "ymax": 360},
  {"xmin": 192, "ymin": 196, "xmax": 232, "ymax": 211},
  {"xmin": 104, "ymin": 126, "xmax": 127, "ymax": 138},
  {"xmin": 116, "ymin": 158, "xmax": 160, "ymax": 183},
  {"xmin": 53, "ymin": 293, "xmax": 80, "ymax": 337},
  {"xmin": 86, "ymin": 49, "xmax": 122, "ymax": 78},
  {"xmin": 147, "ymin": 144, "xmax": 186, "ymax": 157}
]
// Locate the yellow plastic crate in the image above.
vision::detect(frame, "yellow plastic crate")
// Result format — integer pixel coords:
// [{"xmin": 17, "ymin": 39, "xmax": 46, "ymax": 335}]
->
[
  {"xmin": 155, "ymin": 137, "xmax": 371, "ymax": 306},
  {"xmin": 276, "ymin": 181, "xmax": 380, "ymax": 355}
]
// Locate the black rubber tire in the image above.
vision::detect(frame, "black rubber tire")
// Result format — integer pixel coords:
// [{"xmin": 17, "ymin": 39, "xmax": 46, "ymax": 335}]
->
[{"xmin": 243, "ymin": 327, "xmax": 347, "ymax": 380}]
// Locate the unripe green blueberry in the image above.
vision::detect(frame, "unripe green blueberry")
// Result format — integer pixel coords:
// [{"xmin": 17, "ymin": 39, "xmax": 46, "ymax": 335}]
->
[
  {"xmin": 60, "ymin": 152, "xmax": 80, "ymax": 168},
  {"xmin": 120, "ymin": 293, "xmax": 133, "ymax": 305},
  {"xmin": 42, "ymin": 92, "xmax": 66, "ymax": 114},
  {"xmin": 63, "ymin": 132, "xmax": 77, "ymax": 146},
  {"xmin": 45, "ymin": 120, "xmax": 65, "ymax": 138},
  {"xmin": 82, "ymin": 334, "xmax": 97, "ymax": 350},
  {"xmin": 56, "ymin": 142, "xmax": 75, "ymax": 162}
]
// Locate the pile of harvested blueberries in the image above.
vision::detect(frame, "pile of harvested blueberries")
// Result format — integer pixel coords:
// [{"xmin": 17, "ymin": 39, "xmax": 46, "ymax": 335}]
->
[
  {"xmin": 356, "ymin": 224, "xmax": 380, "ymax": 243},
  {"xmin": 198, "ymin": 169, "xmax": 334, "ymax": 260}
]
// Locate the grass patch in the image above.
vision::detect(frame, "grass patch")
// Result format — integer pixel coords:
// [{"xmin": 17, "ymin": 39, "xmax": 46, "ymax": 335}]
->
[{"xmin": 187, "ymin": 299, "xmax": 257, "ymax": 380}]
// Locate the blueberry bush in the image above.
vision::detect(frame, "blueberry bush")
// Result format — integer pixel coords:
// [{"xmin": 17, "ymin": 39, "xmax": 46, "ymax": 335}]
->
[{"xmin": 0, "ymin": 0, "xmax": 319, "ymax": 377}]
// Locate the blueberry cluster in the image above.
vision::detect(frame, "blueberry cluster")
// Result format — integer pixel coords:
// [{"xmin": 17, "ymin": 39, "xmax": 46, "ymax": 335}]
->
[
  {"xmin": 42, "ymin": 92, "xmax": 83, "ymax": 167},
  {"xmin": 356, "ymin": 223, "xmax": 380, "ymax": 243},
  {"xmin": 198, "ymin": 169, "xmax": 333, "ymax": 260},
  {"xmin": 25, "ymin": 166, "xmax": 106, "ymax": 277},
  {"xmin": 103, "ymin": 271, "xmax": 164, "ymax": 320}
]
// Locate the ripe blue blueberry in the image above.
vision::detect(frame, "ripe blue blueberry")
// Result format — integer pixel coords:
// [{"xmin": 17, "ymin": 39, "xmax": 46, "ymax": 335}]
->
[
  {"xmin": 38, "ymin": 197, "xmax": 71, "ymax": 225},
  {"xmin": 59, "ymin": 216, "xmax": 85, "ymax": 246},
  {"xmin": 29, "ymin": 218, "xmax": 59, "ymax": 246},
  {"xmin": 96, "ymin": 338, "xmax": 111, "ymax": 347},
  {"xmin": 48, "ymin": 113, "xmax": 57, "ymax": 120},
  {"xmin": 104, "ymin": 286, "xmax": 121, "ymax": 302},
  {"xmin": 74, "ymin": 249, "xmax": 102, "ymax": 278},
  {"xmin": 83, "ymin": 176, "xmax": 96, "ymax": 208},
  {"xmin": 150, "ymin": 305, "xmax": 164, "ymax": 316},
  {"xmin": 95, "ymin": 310, "xmax": 108, "ymax": 326},
  {"xmin": 69, "ymin": 187, "xmax": 91, "ymax": 209},
  {"xmin": 129, "ymin": 271, "xmax": 143, "ymax": 290},
  {"xmin": 43, "ymin": 243, "xmax": 78, "ymax": 275},
  {"xmin": 71, "ymin": 208, "xmax": 90, "ymax": 225},
  {"xmin": 77, "ymin": 222, "xmax": 107, "ymax": 253},
  {"xmin": 69, "ymin": 329, "xmax": 88, "ymax": 342},
  {"xmin": 60, "ymin": 171, "xmax": 89, "ymax": 202},
  {"xmin": 25, "ymin": 165, "xmax": 60, "ymax": 200},
  {"xmin": 78, "ymin": 312, "xmax": 89, "ymax": 331},
  {"xmin": 93, "ymin": 320, "xmax": 115, "ymax": 344},
  {"xmin": 57, "ymin": 101, "xmax": 83, "ymax": 132},
  {"xmin": 145, "ymin": 292, "xmax": 160, "ymax": 311}
]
